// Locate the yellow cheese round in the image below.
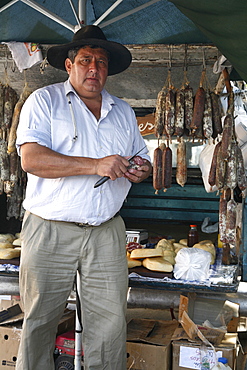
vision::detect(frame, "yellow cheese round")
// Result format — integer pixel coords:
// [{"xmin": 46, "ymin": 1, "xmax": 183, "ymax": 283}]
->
[
  {"xmin": 143, "ymin": 257, "xmax": 173, "ymax": 272},
  {"xmin": 130, "ymin": 247, "xmax": 164, "ymax": 259},
  {"xmin": 0, "ymin": 234, "xmax": 15, "ymax": 243},
  {"xmin": 12, "ymin": 238, "xmax": 22, "ymax": 247},
  {"xmin": 0, "ymin": 242, "xmax": 14, "ymax": 249},
  {"xmin": 127, "ymin": 255, "xmax": 142, "ymax": 268},
  {"xmin": 0, "ymin": 248, "xmax": 21, "ymax": 259}
]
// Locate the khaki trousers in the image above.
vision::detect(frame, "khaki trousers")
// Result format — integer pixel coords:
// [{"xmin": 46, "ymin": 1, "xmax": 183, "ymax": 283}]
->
[{"xmin": 16, "ymin": 211, "xmax": 128, "ymax": 370}]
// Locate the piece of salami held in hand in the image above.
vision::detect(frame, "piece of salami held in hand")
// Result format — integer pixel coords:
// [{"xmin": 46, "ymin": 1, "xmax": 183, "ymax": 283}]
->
[{"xmin": 128, "ymin": 155, "xmax": 145, "ymax": 169}]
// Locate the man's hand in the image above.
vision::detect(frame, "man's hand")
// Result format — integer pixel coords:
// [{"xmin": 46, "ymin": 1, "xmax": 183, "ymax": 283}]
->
[
  {"xmin": 95, "ymin": 155, "xmax": 130, "ymax": 180},
  {"xmin": 124, "ymin": 156, "xmax": 152, "ymax": 183}
]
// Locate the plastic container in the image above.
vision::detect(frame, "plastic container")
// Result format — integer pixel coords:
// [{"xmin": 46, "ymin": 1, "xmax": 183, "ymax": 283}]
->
[
  {"xmin": 187, "ymin": 224, "xmax": 199, "ymax": 247},
  {"xmin": 211, "ymin": 357, "xmax": 232, "ymax": 369}
]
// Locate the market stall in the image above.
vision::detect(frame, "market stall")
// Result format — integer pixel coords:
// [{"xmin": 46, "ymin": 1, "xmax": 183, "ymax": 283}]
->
[{"xmin": 0, "ymin": 2, "xmax": 247, "ymax": 369}]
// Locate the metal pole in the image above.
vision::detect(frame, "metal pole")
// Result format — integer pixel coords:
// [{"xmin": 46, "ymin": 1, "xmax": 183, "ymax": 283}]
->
[
  {"xmin": 78, "ymin": 0, "xmax": 87, "ymax": 26},
  {"xmin": 20, "ymin": 0, "xmax": 75, "ymax": 31}
]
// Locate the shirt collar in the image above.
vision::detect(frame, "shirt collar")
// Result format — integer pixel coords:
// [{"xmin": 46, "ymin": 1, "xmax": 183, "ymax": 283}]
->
[{"xmin": 63, "ymin": 79, "xmax": 115, "ymax": 107}]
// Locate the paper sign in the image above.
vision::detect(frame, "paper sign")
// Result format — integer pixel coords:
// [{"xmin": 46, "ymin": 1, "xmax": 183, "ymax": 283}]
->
[{"xmin": 179, "ymin": 346, "xmax": 223, "ymax": 369}]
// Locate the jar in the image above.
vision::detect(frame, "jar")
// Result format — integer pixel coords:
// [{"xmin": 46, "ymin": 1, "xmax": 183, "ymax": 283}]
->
[{"xmin": 187, "ymin": 224, "xmax": 199, "ymax": 247}]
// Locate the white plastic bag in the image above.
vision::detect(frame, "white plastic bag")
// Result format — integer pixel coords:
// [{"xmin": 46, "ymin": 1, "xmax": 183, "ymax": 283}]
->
[
  {"xmin": 199, "ymin": 139, "xmax": 218, "ymax": 193},
  {"xmin": 174, "ymin": 248, "xmax": 211, "ymax": 281}
]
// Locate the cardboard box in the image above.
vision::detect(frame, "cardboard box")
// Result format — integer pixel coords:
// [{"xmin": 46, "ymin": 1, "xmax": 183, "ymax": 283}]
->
[
  {"xmin": 179, "ymin": 293, "xmax": 239, "ymax": 345},
  {"xmin": 126, "ymin": 318, "xmax": 179, "ymax": 370},
  {"xmin": 0, "ymin": 322, "xmax": 22, "ymax": 369},
  {"xmin": 172, "ymin": 333, "xmax": 238, "ymax": 370},
  {"xmin": 0, "ymin": 307, "xmax": 75, "ymax": 369},
  {"xmin": 236, "ymin": 332, "xmax": 247, "ymax": 370}
]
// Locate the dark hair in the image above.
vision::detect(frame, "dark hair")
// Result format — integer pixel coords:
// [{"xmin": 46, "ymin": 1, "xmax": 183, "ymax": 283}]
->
[{"xmin": 68, "ymin": 45, "xmax": 110, "ymax": 63}]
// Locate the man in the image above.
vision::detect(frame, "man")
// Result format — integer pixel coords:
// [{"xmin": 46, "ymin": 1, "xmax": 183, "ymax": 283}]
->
[{"xmin": 15, "ymin": 25, "xmax": 151, "ymax": 370}]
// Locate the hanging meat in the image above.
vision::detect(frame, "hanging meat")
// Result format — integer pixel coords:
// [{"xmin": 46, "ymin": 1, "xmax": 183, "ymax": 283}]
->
[
  {"xmin": 211, "ymin": 92, "xmax": 223, "ymax": 139},
  {"xmin": 163, "ymin": 88, "xmax": 175, "ymax": 142},
  {"xmin": 202, "ymin": 90, "xmax": 213, "ymax": 140},
  {"xmin": 162, "ymin": 145, "xmax": 172, "ymax": 191},
  {"xmin": 176, "ymin": 138, "xmax": 187, "ymax": 187},
  {"xmin": 154, "ymin": 88, "xmax": 166, "ymax": 138},
  {"xmin": 153, "ymin": 146, "xmax": 163, "ymax": 194},
  {"xmin": 190, "ymin": 70, "xmax": 206, "ymax": 140},
  {"xmin": 174, "ymin": 88, "xmax": 185, "ymax": 138},
  {"xmin": 183, "ymin": 85, "xmax": 194, "ymax": 136},
  {"xmin": 8, "ymin": 82, "xmax": 31, "ymax": 154},
  {"xmin": 3, "ymin": 84, "xmax": 18, "ymax": 141}
]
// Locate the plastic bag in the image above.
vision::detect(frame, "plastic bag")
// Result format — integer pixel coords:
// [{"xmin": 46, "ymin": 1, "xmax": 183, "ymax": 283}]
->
[
  {"xmin": 174, "ymin": 248, "xmax": 211, "ymax": 281},
  {"xmin": 198, "ymin": 139, "xmax": 218, "ymax": 193}
]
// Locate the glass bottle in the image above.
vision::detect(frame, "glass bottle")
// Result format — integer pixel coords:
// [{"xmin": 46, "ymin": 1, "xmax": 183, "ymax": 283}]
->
[{"xmin": 187, "ymin": 224, "xmax": 199, "ymax": 247}]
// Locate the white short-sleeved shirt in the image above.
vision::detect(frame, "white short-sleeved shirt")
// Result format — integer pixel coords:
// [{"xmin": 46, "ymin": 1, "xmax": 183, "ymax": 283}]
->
[{"xmin": 16, "ymin": 80, "xmax": 150, "ymax": 225}]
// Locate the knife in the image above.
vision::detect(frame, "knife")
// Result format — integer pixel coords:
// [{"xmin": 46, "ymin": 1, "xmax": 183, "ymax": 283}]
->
[{"xmin": 94, "ymin": 146, "xmax": 146, "ymax": 188}]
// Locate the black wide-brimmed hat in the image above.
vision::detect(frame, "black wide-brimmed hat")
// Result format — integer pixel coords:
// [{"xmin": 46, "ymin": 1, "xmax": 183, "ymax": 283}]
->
[{"xmin": 47, "ymin": 25, "xmax": 132, "ymax": 76}]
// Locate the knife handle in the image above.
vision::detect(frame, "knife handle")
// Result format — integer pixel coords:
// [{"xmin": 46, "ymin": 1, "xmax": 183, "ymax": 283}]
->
[{"xmin": 94, "ymin": 176, "xmax": 110, "ymax": 188}]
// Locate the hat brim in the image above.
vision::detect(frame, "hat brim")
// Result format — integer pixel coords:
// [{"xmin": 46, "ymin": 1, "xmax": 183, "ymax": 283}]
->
[{"xmin": 47, "ymin": 38, "xmax": 132, "ymax": 76}]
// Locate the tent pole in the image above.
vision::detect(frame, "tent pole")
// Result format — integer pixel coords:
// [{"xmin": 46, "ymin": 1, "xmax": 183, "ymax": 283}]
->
[
  {"xmin": 94, "ymin": 0, "xmax": 124, "ymax": 26},
  {"xmin": 99, "ymin": 0, "xmax": 162, "ymax": 28},
  {"xmin": 20, "ymin": 0, "xmax": 75, "ymax": 32},
  {"xmin": 78, "ymin": 0, "xmax": 87, "ymax": 26},
  {"xmin": 0, "ymin": 0, "xmax": 19, "ymax": 13}
]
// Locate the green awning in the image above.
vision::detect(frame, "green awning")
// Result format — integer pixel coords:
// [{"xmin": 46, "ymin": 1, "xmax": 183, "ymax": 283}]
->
[{"xmin": 169, "ymin": 0, "xmax": 247, "ymax": 81}]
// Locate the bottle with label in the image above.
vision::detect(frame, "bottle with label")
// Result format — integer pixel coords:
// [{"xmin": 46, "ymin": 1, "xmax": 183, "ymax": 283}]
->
[
  {"xmin": 211, "ymin": 357, "xmax": 232, "ymax": 369},
  {"xmin": 200, "ymin": 344, "xmax": 210, "ymax": 370},
  {"xmin": 187, "ymin": 224, "xmax": 199, "ymax": 247}
]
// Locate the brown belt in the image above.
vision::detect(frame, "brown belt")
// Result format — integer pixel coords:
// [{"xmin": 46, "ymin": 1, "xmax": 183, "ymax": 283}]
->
[{"xmin": 74, "ymin": 212, "xmax": 120, "ymax": 228}]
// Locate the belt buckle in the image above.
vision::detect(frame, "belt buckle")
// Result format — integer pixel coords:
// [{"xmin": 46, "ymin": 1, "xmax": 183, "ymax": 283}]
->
[{"xmin": 75, "ymin": 222, "xmax": 90, "ymax": 228}]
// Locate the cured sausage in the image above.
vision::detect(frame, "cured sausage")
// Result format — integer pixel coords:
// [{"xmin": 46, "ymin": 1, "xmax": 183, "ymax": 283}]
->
[
  {"xmin": 162, "ymin": 146, "xmax": 172, "ymax": 191},
  {"xmin": 211, "ymin": 92, "xmax": 223, "ymax": 139},
  {"xmin": 208, "ymin": 141, "xmax": 221, "ymax": 188},
  {"xmin": 203, "ymin": 91, "xmax": 213, "ymax": 139},
  {"xmin": 0, "ymin": 84, "xmax": 4, "ymax": 138},
  {"xmin": 7, "ymin": 83, "xmax": 31, "ymax": 154},
  {"xmin": 225, "ymin": 141, "xmax": 237, "ymax": 190},
  {"xmin": 190, "ymin": 87, "xmax": 206, "ymax": 138},
  {"xmin": 154, "ymin": 89, "xmax": 166, "ymax": 138},
  {"xmin": 226, "ymin": 197, "xmax": 237, "ymax": 244},
  {"xmin": 3, "ymin": 85, "xmax": 17, "ymax": 138},
  {"xmin": 164, "ymin": 89, "xmax": 175, "ymax": 140},
  {"xmin": 184, "ymin": 85, "xmax": 193, "ymax": 135},
  {"xmin": 236, "ymin": 145, "xmax": 247, "ymax": 191},
  {"xmin": 221, "ymin": 114, "xmax": 234, "ymax": 160},
  {"xmin": 153, "ymin": 147, "xmax": 163, "ymax": 194},
  {"xmin": 176, "ymin": 138, "xmax": 187, "ymax": 187},
  {"xmin": 219, "ymin": 191, "xmax": 228, "ymax": 243},
  {"xmin": 174, "ymin": 89, "xmax": 185, "ymax": 138},
  {"xmin": 215, "ymin": 146, "xmax": 227, "ymax": 190}
]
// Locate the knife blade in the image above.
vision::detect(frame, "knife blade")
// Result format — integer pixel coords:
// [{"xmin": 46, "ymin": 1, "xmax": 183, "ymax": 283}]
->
[{"xmin": 94, "ymin": 146, "xmax": 146, "ymax": 188}]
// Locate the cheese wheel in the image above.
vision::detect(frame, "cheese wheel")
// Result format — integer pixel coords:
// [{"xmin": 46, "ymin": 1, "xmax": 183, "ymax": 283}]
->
[
  {"xmin": 0, "ymin": 234, "xmax": 15, "ymax": 243},
  {"xmin": 179, "ymin": 239, "xmax": 188, "ymax": 246},
  {"xmin": 0, "ymin": 242, "xmax": 14, "ymax": 249},
  {"xmin": 130, "ymin": 247, "xmax": 163, "ymax": 259},
  {"xmin": 162, "ymin": 249, "xmax": 176, "ymax": 258},
  {"xmin": 162, "ymin": 255, "xmax": 176, "ymax": 265},
  {"xmin": 0, "ymin": 248, "xmax": 21, "ymax": 259},
  {"xmin": 156, "ymin": 239, "xmax": 174, "ymax": 251},
  {"xmin": 143, "ymin": 257, "xmax": 173, "ymax": 272},
  {"xmin": 12, "ymin": 238, "xmax": 21, "ymax": 246},
  {"xmin": 127, "ymin": 255, "xmax": 142, "ymax": 268},
  {"xmin": 199, "ymin": 240, "xmax": 214, "ymax": 245}
]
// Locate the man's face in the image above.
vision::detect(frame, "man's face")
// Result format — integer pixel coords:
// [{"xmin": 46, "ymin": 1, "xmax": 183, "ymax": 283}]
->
[{"xmin": 65, "ymin": 46, "xmax": 109, "ymax": 98}]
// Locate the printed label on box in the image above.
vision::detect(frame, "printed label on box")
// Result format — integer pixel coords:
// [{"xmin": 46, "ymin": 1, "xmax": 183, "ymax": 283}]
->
[{"xmin": 179, "ymin": 346, "xmax": 222, "ymax": 369}]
